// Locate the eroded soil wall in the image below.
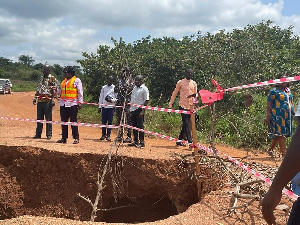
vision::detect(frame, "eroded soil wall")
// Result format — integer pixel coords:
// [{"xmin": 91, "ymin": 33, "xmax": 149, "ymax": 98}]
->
[{"xmin": 0, "ymin": 145, "xmax": 220, "ymax": 223}]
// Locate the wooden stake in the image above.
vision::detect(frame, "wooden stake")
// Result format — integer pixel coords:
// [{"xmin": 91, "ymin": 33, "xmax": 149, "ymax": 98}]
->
[{"xmin": 190, "ymin": 105, "xmax": 202, "ymax": 201}]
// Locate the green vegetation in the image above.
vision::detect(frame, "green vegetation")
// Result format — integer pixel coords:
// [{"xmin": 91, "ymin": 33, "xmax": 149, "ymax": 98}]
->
[{"xmin": 2, "ymin": 20, "xmax": 300, "ymax": 151}]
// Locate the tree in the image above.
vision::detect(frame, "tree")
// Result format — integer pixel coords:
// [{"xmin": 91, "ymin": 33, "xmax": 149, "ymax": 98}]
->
[{"xmin": 18, "ymin": 55, "xmax": 35, "ymax": 67}]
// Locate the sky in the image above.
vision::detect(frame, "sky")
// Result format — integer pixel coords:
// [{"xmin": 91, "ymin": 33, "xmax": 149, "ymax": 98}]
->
[{"xmin": 0, "ymin": 0, "xmax": 300, "ymax": 67}]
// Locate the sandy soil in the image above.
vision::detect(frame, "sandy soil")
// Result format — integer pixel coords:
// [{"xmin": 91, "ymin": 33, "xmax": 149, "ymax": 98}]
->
[{"xmin": 0, "ymin": 92, "xmax": 290, "ymax": 224}]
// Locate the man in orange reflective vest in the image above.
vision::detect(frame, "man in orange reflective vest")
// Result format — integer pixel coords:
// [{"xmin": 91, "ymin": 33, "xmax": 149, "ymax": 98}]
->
[{"xmin": 56, "ymin": 66, "xmax": 83, "ymax": 144}]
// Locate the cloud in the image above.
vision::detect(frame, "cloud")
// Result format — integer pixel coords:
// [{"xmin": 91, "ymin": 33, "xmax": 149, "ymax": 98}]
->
[{"xmin": 0, "ymin": 0, "xmax": 299, "ymax": 66}]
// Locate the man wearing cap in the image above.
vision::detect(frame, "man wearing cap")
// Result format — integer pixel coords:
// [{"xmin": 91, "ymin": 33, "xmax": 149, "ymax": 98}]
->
[
  {"xmin": 56, "ymin": 66, "xmax": 83, "ymax": 144},
  {"xmin": 33, "ymin": 64, "xmax": 59, "ymax": 140}
]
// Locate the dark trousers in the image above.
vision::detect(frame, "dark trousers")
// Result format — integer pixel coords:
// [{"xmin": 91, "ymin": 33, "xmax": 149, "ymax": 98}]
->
[
  {"xmin": 131, "ymin": 108, "xmax": 144, "ymax": 144},
  {"xmin": 178, "ymin": 106, "xmax": 192, "ymax": 143},
  {"xmin": 60, "ymin": 105, "xmax": 79, "ymax": 140},
  {"xmin": 287, "ymin": 197, "xmax": 300, "ymax": 225},
  {"xmin": 36, "ymin": 101, "xmax": 53, "ymax": 137},
  {"xmin": 101, "ymin": 107, "xmax": 114, "ymax": 138},
  {"xmin": 115, "ymin": 105, "xmax": 132, "ymax": 138}
]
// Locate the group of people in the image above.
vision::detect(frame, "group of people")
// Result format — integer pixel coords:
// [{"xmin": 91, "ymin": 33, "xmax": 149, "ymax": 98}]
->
[
  {"xmin": 33, "ymin": 65, "xmax": 83, "ymax": 144},
  {"xmin": 32, "ymin": 65, "xmax": 150, "ymax": 148},
  {"xmin": 98, "ymin": 67, "xmax": 149, "ymax": 148}
]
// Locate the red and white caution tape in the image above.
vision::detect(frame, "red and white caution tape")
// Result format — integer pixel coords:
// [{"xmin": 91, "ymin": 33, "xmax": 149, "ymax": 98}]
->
[
  {"xmin": 0, "ymin": 116, "xmax": 120, "ymax": 129},
  {"xmin": 124, "ymin": 124, "xmax": 298, "ymax": 200},
  {"xmin": 224, "ymin": 75, "xmax": 300, "ymax": 92}
]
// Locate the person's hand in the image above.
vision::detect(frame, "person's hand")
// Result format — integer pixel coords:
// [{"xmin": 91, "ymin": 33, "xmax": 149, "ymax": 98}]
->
[
  {"xmin": 98, "ymin": 108, "xmax": 101, "ymax": 114},
  {"xmin": 78, "ymin": 103, "xmax": 82, "ymax": 109},
  {"xmin": 33, "ymin": 98, "xmax": 37, "ymax": 105},
  {"xmin": 261, "ymin": 188, "xmax": 282, "ymax": 224}
]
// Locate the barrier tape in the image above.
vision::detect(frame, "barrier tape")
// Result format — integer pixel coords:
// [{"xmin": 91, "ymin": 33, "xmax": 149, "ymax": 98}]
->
[
  {"xmin": 0, "ymin": 114, "xmax": 298, "ymax": 200},
  {"xmin": 0, "ymin": 116, "xmax": 120, "ymax": 129},
  {"xmin": 224, "ymin": 75, "xmax": 300, "ymax": 92},
  {"xmin": 123, "ymin": 124, "xmax": 299, "ymax": 200}
]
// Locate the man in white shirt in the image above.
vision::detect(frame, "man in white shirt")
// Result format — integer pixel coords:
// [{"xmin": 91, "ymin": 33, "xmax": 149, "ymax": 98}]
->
[
  {"xmin": 98, "ymin": 76, "xmax": 116, "ymax": 141},
  {"xmin": 128, "ymin": 75, "xmax": 149, "ymax": 148}
]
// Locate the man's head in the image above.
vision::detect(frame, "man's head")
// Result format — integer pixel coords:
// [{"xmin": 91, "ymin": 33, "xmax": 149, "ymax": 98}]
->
[
  {"xmin": 42, "ymin": 64, "xmax": 50, "ymax": 77},
  {"xmin": 185, "ymin": 68, "xmax": 193, "ymax": 80},
  {"xmin": 63, "ymin": 66, "xmax": 75, "ymax": 79},
  {"xmin": 121, "ymin": 66, "xmax": 130, "ymax": 78},
  {"xmin": 107, "ymin": 75, "xmax": 114, "ymax": 86},
  {"xmin": 134, "ymin": 75, "xmax": 143, "ymax": 87}
]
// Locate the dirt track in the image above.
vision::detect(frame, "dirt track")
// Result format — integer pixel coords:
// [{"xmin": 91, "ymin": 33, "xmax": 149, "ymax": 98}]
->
[{"xmin": 0, "ymin": 92, "xmax": 288, "ymax": 224}]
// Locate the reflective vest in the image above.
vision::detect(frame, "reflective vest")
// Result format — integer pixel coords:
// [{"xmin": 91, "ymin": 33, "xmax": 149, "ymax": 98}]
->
[{"xmin": 61, "ymin": 76, "xmax": 77, "ymax": 99}]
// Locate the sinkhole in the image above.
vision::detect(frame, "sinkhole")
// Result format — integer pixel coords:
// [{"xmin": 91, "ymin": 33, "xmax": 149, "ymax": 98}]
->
[{"xmin": 0, "ymin": 145, "xmax": 222, "ymax": 223}]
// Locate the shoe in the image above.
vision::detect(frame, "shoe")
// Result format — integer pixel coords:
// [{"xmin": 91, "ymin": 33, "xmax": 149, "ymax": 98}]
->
[
  {"xmin": 176, "ymin": 141, "xmax": 186, "ymax": 147},
  {"xmin": 106, "ymin": 137, "xmax": 111, "ymax": 141},
  {"xmin": 123, "ymin": 137, "xmax": 132, "ymax": 143},
  {"xmin": 73, "ymin": 139, "xmax": 79, "ymax": 144},
  {"xmin": 128, "ymin": 142, "xmax": 139, "ymax": 147},
  {"xmin": 56, "ymin": 139, "xmax": 67, "ymax": 143},
  {"xmin": 46, "ymin": 136, "xmax": 52, "ymax": 140},
  {"xmin": 100, "ymin": 136, "xmax": 106, "ymax": 140},
  {"xmin": 115, "ymin": 137, "xmax": 123, "ymax": 142},
  {"xmin": 139, "ymin": 142, "xmax": 145, "ymax": 147},
  {"xmin": 33, "ymin": 135, "xmax": 41, "ymax": 139}
]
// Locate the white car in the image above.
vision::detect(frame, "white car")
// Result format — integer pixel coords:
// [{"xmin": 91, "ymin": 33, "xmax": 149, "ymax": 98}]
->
[{"xmin": 0, "ymin": 79, "xmax": 12, "ymax": 94}]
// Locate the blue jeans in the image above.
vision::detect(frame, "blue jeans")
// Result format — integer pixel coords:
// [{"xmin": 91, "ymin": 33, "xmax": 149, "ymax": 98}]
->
[
  {"xmin": 287, "ymin": 197, "xmax": 300, "ymax": 225},
  {"xmin": 101, "ymin": 108, "xmax": 114, "ymax": 138}
]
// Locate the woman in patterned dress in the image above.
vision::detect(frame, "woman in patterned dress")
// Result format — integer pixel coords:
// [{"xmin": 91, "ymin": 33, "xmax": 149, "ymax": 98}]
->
[{"xmin": 265, "ymin": 75, "xmax": 294, "ymax": 158}]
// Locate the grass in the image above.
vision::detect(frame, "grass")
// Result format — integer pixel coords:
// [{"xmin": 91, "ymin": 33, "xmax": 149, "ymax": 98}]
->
[{"xmin": 11, "ymin": 80, "xmax": 36, "ymax": 92}]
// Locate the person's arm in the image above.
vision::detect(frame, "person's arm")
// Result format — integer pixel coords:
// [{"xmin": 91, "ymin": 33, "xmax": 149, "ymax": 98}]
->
[
  {"xmin": 262, "ymin": 125, "xmax": 300, "ymax": 224},
  {"xmin": 139, "ymin": 87, "xmax": 149, "ymax": 118},
  {"xmin": 75, "ymin": 78, "xmax": 83, "ymax": 108},
  {"xmin": 169, "ymin": 81, "xmax": 181, "ymax": 108}
]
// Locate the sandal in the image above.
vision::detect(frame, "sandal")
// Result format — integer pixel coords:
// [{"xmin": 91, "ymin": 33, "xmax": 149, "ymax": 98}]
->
[{"xmin": 73, "ymin": 139, "xmax": 79, "ymax": 144}]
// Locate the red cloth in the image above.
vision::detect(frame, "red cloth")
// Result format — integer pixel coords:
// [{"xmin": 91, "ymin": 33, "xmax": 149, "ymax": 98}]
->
[{"xmin": 199, "ymin": 78, "xmax": 224, "ymax": 104}]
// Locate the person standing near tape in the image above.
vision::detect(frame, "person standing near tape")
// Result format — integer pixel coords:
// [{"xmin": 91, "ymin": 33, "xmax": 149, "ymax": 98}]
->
[
  {"xmin": 168, "ymin": 68, "xmax": 197, "ymax": 146},
  {"xmin": 265, "ymin": 74, "xmax": 294, "ymax": 158},
  {"xmin": 98, "ymin": 75, "xmax": 117, "ymax": 141},
  {"xmin": 114, "ymin": 66, "xmax": 134, "ymax": 143},
  {"xmin": 33, "ymin": 64, "xmax": 59, "ymax": 140},
  {"xmin": 56, "ymin": 66, "xmax": 83, "ymax": 144},
  {"xmin": 128, "ymin": 75, "xmax": 149, "ymax": 148}
]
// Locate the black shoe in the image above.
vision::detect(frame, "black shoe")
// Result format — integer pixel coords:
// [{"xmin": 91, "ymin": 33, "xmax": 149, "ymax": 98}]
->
[
  {"xmin": 128, "ymin": 142, "xmax": 139, "ymax": 147},
  {"xmin": 33, "ymin": 135, "xmax": 41, "ymax": 139},
  {"xmin": 106, "ymin": 137, "xmax": 111, "ymax": 141},
  {"xmin": 100, "ymin": 136, "xmax": 106, "ymax": 140},
  {"xmin": 46, "ymin": 136, "xmax": 52, "ymax": 140},
  {"xmin": 139, "ymin": 142, "xmax": 145, "ymax": 147},
  {"xmin": 56, "ymin": 139, "xmax": 66, "ymax": 143},
  {"xmin": 73, "ymin": 139, "xmax": 79, "ymax": 144},
  {"xmin": 123, "ymin": 137, "xmax": 132, "ymax": 143},
  {"xmin": 176, "ymin": 141, "xmax": 186, "ymax": 147}
]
